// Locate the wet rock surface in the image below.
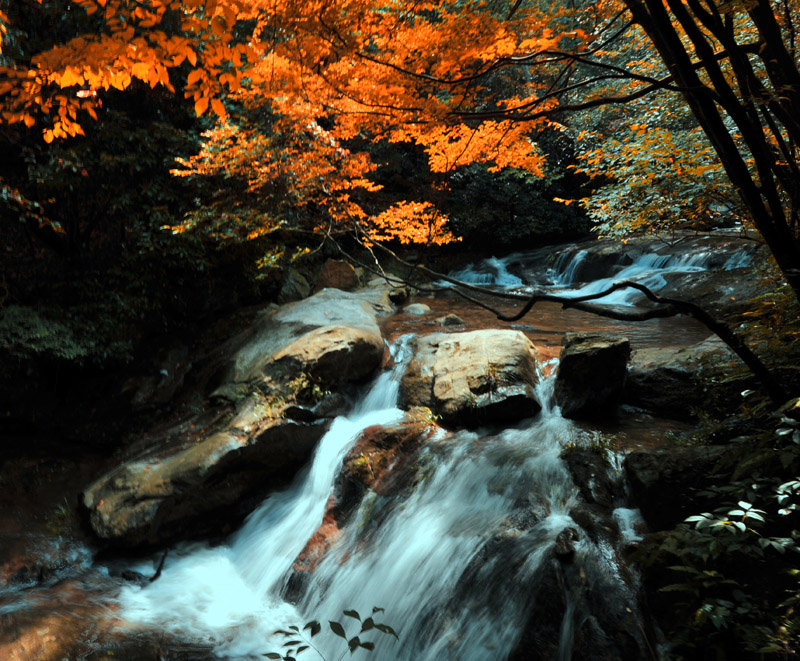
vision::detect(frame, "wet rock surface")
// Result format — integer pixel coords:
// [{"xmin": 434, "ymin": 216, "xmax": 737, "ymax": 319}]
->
[
  {"xmin": 82, "ymin": 287, "xmax": 395, "ymax": 548},
  {"xmin": 509, "ymin": 530, "xmax": 654, "ymax": 661},
  {"xmin": 292, "ymin": 415, "xmax": 438, "ymax": 576},
  {"xmin": 400, "ymin": 329, "xmax": 542, "ymax": 427},
  {"xmin": 624, "ymin": 445, "xmax": 732, "ymax": 530},
  {"xmin": 555, "ymin": 333, "xmax": 631, "ymax": 419},
  {"xmin": 623, "ymin": 336, "xmax": 732, "ymax": 418}
]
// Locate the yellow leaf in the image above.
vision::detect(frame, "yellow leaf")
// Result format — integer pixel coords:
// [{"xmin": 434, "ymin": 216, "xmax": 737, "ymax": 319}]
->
[
  {"xmin": 43, "ymin": 129, "xmax": 54, "ymax": 143},
  {"xmin": 210, "ymin": 97, "xmax": 225, "ymax": 116}
]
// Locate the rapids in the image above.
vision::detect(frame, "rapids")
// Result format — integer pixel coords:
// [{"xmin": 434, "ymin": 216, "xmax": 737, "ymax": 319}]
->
[{"xmin": 115, "ymin": 352, "xmax": 643, "ymax": 659}]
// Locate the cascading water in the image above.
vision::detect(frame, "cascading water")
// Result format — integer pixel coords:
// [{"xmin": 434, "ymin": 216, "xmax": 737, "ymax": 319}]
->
[
  {"xmin": 116, "ymin": 348, "xmax": 648, "ymax": 660},
  {"xmin": 447, "ymin": 256, "xmax": 524, "ymax": 287},
  {"xmin": 443, "ymin": 240, "xmax": 756, "ymax": 310},
  {"xmin": 116, "ymin": 338, "xmax": 413, "ymax": 656}
]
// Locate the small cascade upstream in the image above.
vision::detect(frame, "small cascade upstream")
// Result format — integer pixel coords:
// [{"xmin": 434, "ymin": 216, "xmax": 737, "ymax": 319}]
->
[
  {"xmin": 445, "ymin": 237, "xmax": 758, "ymax": 307},
  {"xmin": 117, "ymin": 348, "xmax": 648, "ymax": 659}
]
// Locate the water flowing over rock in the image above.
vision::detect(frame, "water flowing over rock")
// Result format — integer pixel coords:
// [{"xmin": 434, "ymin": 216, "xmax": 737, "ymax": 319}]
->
[
  {"xmin": 399, "ymin": 329, "xmax": 541, "ymax": 427},
  {"xmin": 509, "ymin": 546, "xmax": 653, "ymax": 661},
  {"xmin": 555, "ymin": 333, "xmax": 631, "ymax": 419},
  {"xmin": 82, "ymin": 288, "xmax": 395, "ymax": 547},
  {"xmin": 623, "ymin": 336, "xmax": 731, "ymax": 418},
  {"xmin": 83, "ymin": 414, "xmax": 331, "ymax": 547},
  {"xmin": 291, "ymin": 414, "xmax": 438, "ymax": 577}
]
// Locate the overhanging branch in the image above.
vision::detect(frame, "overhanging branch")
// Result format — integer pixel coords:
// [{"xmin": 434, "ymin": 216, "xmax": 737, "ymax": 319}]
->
[{"xmin": 356, "ymin": 239, "xmax": 789, "ymax": 404}]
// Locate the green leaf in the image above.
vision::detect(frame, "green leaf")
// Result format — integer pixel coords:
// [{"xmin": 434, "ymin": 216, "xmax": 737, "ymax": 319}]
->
[
  {"xmin": 375, "ymin": 623, "xmax": 399, "ymax": 639},
  {"xmin": 360, "ymin": 641, "xmax": 375, "ymax": 651},
  {"xmin": 297, "ymin": 646, "xmax": 309, "ymax": 653},
  {"xmin": 330, "ymin": 621, "xmax": 347, "ymax": 639},
  {"xmin": 361, "ymin": 617, "xmax": 375, "ymax": 632},
  {"xmin": 349, "ymin": 636, "xmax": 361, "ymax": 653},
  {"xmin": 372, "ymin": 607, "xmax": 385, "ymax": 614},
  {"xmin": 304, "ymin": 620, "xmax": 321, "ymax": 637},
  {"xmin": 263, "ymin": 654, "xmax": 282, "ymax": 659},
  {"xmin": 343, "ymin": 609, "xmax": 361, "ymax": 621}
]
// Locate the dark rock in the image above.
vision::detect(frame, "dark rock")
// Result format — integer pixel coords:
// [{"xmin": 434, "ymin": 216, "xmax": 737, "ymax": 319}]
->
[
  {"xmin": 400, "ymin": 330, "xmax": 541, "ymax": 427},
  {"xmin": 561, "ymin": 446, "xmax": 619, "ymax": 509},
  {"xmin": 509, "ymin": 543, "xmax": 654, "ymax": 661},
  {"xmin": 555, "ymin": 333, "xmax": 631, "ymax": 419},
  {"xmin": 554, "ymin": 527, "xmax": 579, "ymax": 559},
  {"xmin": 278, "ymin": 268, "xmax": 312, "ymax": 303},
  {"xmin": 314, "ymin": 260, "xmax": 360, "ymax": 292},
  {"xmin": 435, "ymin": 313, "xmax": 465, "ymax": 326},
  {"xmin": 623, "ymin": 336, "xmax": 732, "ymax": 418},
  {"xmin": 624, "ymin": 445, "xmax": 732, "ymax": 530}
]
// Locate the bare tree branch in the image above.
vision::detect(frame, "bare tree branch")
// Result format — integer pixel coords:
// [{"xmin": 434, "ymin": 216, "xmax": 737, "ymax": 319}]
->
[{"xmin": 353, "ymin": 239, "xmax": 789, "ymax": 404}]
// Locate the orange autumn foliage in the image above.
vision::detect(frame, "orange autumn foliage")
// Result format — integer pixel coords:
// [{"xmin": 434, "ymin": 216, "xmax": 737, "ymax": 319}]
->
[
  {"xmin": 1, "ymin": 0, "xmax": 573, "ymax": 244},
  {"xmin": 3, "ymin": 0, "xmax": 800, "ymax": 294}
]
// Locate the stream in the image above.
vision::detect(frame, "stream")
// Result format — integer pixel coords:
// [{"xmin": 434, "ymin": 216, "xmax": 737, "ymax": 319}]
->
[{"xmin": 1, "ymin": 235, "xmax": 756, "ymax": 659}]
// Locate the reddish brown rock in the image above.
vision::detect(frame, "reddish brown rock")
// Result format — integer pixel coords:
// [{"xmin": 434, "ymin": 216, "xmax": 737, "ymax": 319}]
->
[
  {"xmin": 291, "ymin": 415, "xmax": 437, "ymax": 576},
  {"xmin": 314, "ymin": 260, "xmax": 360, "ymax": 292}
]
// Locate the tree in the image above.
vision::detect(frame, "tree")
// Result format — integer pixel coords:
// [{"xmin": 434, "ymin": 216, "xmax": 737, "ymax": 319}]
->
[{"xmin": 2, "ymin": 0, "xmax": 799, "ymax": 301}]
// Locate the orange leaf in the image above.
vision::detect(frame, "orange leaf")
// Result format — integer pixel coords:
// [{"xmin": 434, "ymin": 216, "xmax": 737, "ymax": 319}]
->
[{"xmin": 195, "ymin": 96, "xmax": 209, "ymax": 116}]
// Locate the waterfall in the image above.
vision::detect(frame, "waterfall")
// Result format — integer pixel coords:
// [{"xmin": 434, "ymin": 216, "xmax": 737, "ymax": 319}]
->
[
  {"xmin": 446, "ymin": 256, "xmax": 523, "ymax": 287},
  {"xmin": 444, "ymin": 240, "xmax": 757, "ymax": 308},
  {"xmin": 554, "ymin": 250, "xmax": 734, "ymax": 305},
  {"xmin": 548, "ymin": 249, "xmax": 589, "ymax": 285},
  {"xmin": 116, "ymin": 339, "xmax": 413, "ymax": 656},
  {"xmin": 115, "ymin": 344, "xmax": 646, "ymax": 660}
]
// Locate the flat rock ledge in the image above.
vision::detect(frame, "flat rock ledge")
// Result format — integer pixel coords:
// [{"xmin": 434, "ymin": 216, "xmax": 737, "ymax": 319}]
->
[{"xmin": 399, "ymin": 329, "xmax": 541, "ymax": 427}]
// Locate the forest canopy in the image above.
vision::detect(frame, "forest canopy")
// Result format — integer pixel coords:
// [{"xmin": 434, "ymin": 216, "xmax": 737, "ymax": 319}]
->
[{"xmin": 1, "ymin": 0, "xmax": 799, "ymax": 299}]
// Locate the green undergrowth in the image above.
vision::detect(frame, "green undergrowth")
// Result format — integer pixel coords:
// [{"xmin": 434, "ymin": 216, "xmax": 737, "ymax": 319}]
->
[{"xmin": 634, "ymin": 272, "xmax": 800, "ymax": 659}]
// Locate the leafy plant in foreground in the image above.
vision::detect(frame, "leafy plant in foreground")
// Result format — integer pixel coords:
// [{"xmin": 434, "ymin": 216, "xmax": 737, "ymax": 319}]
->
[{"xmin": 266, "ymin": 607, "xmax": 398, "ymax": 661}]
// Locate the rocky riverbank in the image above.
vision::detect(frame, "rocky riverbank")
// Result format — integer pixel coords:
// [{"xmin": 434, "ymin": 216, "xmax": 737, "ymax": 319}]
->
[{"xmin": 1, "ymin": 239, "xmax": 794, "ymax": 660}]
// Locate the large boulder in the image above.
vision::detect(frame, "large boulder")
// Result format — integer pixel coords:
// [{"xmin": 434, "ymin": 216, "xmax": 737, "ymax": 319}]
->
[
  {"xmin": 399, "ymin": 330, "xmax": 541, "ymax": 427},
  {"xmin": 554, "ymin": 333, "xmax": 631, "ymax": 419},
  {"xmin": 82, "ymin": 403, "xmax": 330, "ymax": 547},
  {"xmin": 624, "ymin": 445, "xmax": 732, "ymax": 530},
  {"xmin": 623, "ymin": 336, "xmax": 731, "ymax": 418},
  {"xmin": 82, "ymin": 288, "xmax": 395, "ymax": 547},
  {"xmin": 220, "ymin": 287, "xmax": 391, "ymax": 389}
]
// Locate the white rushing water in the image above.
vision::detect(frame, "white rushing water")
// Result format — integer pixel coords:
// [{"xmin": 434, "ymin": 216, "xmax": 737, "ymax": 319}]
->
[
  {"xmin": 446, "ymin": 240, "xmax": 756, "ymax": 307},
  {"xmin": 116, "ymin": 346, "xmax": 641, "ymax": 660}
]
